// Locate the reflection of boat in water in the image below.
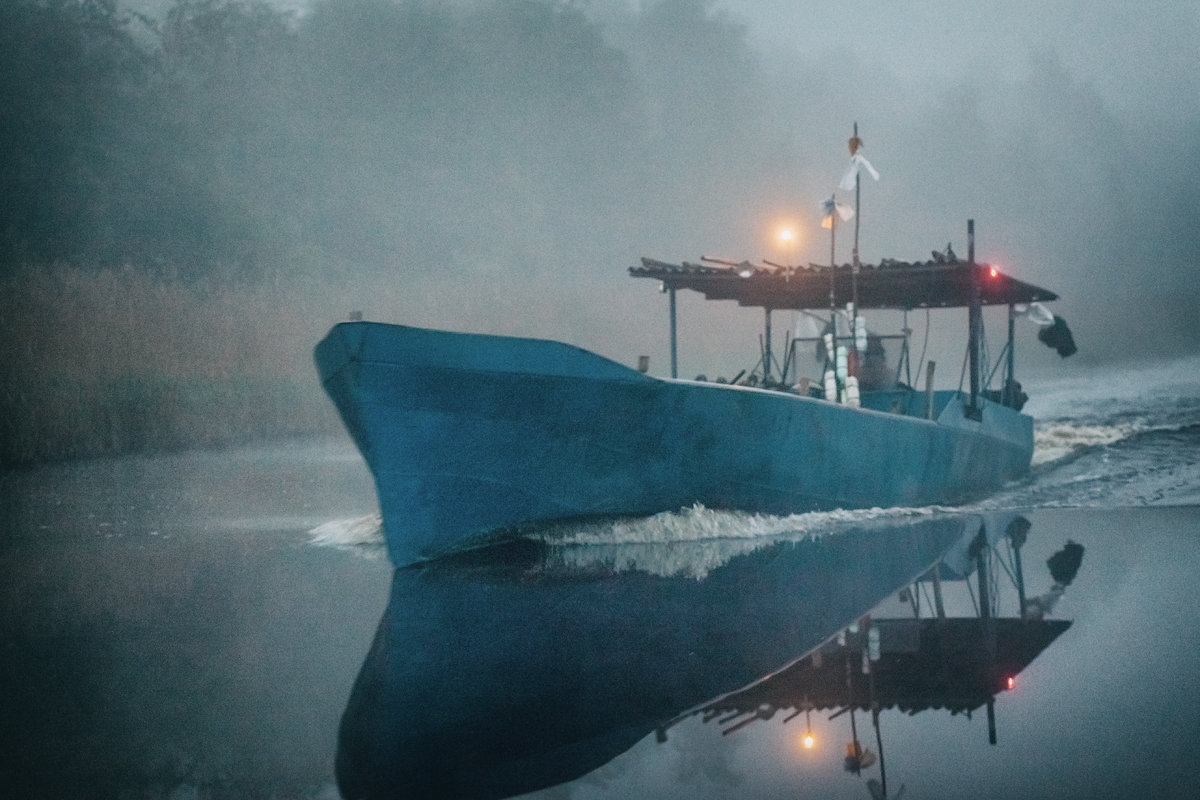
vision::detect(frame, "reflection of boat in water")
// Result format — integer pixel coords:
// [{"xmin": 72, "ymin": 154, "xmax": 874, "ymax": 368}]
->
[
  {"xmin": 314, "ymin": 222, "xmax": 1070, "ymax": 566},
  {"xmin": 684, "ymin": 617, "xmax": 1070, "ymax": 751},
  {"xmin": 712, "ymin": 616, "xmax": 1071, "ymax": 727},
  {"xmin": 335, "ymin": 514, "xmax": 974, "ymax": 799},
  {"xmin": 334, "ymin": 512, "xmax": 1081, "ymax": 800},
  {"xmin": 672, "ymin": 515, "xmax": 1082, "ymax": 799}
]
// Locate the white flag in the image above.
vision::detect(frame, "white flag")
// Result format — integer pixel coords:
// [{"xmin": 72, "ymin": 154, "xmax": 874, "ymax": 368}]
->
[
  {"xmin": 1015, "ymin": 302, "xmax": 1055, "ymax": 327},
  {"xmin": 820, "ymin": 196, "xmax": 855, "ymax": 229},
  {"xmin": 839, "ymin": 152, "xmax": 880, "ymax": 191}
]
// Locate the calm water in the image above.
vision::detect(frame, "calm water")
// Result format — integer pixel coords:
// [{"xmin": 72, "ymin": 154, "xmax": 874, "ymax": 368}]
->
[{"xmin": 3, "ymin": 357, "xmax": 1200, "ymax": 799}]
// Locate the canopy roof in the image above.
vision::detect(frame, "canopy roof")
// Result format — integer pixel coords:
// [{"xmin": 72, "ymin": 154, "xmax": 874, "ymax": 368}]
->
[{"xmin": 631, "ymin": 257, "xmax": 1059, "ymax": 311}]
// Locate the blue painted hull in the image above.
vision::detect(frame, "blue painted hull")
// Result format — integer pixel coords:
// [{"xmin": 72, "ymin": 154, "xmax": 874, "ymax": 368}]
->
[{"xmin": 315, "ymin": 322, "xmax": 1033, "ymax": 565}]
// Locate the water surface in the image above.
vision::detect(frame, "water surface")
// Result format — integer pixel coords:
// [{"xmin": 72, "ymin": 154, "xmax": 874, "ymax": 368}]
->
[{"xmin": 3, "ymin": 357, "xmax": 1200, "ymax": 798}]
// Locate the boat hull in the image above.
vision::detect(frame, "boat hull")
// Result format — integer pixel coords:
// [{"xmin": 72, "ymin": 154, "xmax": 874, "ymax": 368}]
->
[{"xmin": 315, "ymin": 322, "xmax": 1033, "ymax": 565}]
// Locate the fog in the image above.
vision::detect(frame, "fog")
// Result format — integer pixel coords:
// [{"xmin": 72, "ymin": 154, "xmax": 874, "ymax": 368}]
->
[
  {"xmin": 2, "ymin": 4, "xmax": 1198, "ymax": 795},
  {"xmin": 3, "ymin": 0, "xmax": 1199, "ymax": 460},
  {"xmin": 180, "ymin": 1, "xmax": 1200, "ymax": 366},
  {"xmin": 720, "ymin": 0, "xmax": 1200, "ymax": 372}
]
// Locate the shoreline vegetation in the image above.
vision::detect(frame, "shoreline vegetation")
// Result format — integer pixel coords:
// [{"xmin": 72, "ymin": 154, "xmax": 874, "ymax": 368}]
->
[{"xmin": 1, "ymin": 264, "xmax": 344, "ymax": 467}]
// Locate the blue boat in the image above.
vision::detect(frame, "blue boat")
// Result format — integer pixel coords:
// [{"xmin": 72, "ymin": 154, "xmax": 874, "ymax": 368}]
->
[{"xmin": 315, "ymin": 221, "xmax": 1067, "ymax": 566}]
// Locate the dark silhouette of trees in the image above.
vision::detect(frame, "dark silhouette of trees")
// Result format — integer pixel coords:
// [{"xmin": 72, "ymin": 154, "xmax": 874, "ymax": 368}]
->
[{"xmin": 0, "ymin": 1, "xmax": 638, "ymax": 277}]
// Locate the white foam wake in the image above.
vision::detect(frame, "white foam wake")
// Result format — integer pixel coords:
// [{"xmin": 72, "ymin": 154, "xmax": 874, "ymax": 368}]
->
[
  {"xmin": 1032, "ymin": 422, "xmax": 1135, "ymax": 465},
  {"xmin": 530, "ymin": 503, "xmax": 943, "ymax": 546},
  {"xmin": 309, "ymin": 513, "xmax": 385, "ymax": 554},
  {"xmin": 307, "ymin": 504, "xmax": 952, "ymax": 575},
  {"xmin": 530, "ymin": 504, "xmax": 950, "ymax": 579}
]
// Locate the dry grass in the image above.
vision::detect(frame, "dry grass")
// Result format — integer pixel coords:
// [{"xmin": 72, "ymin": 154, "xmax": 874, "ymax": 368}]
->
[{"xmin": 0, "ymin": 264, "xmax": 346, "ymax": 465}]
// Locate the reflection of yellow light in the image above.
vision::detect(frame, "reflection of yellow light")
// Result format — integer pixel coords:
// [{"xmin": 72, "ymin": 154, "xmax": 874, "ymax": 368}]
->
[{"xmin": 800, "ymin": 706, "xmax": 816, "ymax": 750}]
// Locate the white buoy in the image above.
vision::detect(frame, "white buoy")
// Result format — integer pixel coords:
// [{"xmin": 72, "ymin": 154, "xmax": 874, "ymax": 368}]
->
[{"xmin": 846, "ymin": 375, "xmax": 860, "ymax": 407}]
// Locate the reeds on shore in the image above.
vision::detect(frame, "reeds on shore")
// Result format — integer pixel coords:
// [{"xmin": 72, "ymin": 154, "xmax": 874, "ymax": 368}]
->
[{"xmin": 1, "ymin": 264, "xmax": 346, "ymax": 466}]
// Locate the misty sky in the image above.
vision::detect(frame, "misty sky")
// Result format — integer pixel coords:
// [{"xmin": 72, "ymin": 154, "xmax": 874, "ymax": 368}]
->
[
  {"xmin": 608, "ymin": 0, "xmax": 1198, "ymax": 374},
  {"xmin": 121, "ymin": 0, "xmax": 1199, "ymax": 377},
  {"xmin": 708, "ymin": 0, "xmax": 1199, "ymax": 368},
  {"xmin": 732, "ymin": 0, "xmax": 1195, "ymax": 117}
]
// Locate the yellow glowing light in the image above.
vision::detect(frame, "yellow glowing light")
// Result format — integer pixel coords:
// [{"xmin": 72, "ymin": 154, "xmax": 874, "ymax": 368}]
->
[
  {"xmin": 780, "ymin": 228, "xmax": 795, "ymax": 243},
  {"xmin": 803, "ymin": 733, "xmax": 815, "ymax": 749}
]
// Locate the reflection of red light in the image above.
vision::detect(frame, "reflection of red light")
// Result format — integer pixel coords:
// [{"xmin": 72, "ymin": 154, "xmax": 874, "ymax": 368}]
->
[{"xmin": 1006, "ymin": 676, "xmax": 1015, "ymax": 690}]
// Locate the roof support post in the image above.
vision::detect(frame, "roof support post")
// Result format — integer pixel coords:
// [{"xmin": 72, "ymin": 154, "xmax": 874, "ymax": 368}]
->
[
  {"xmin": 966, "ymin": 220, "xmax": 983, "ymax": 420},
  {"xmin": 668, "ymin": 286, "xmax": 678, "ymax": 379},
  {"xmin": 1005, "ymin": 303, "xmax": 1016, "ymax": 405},
  {"xmin": 763, "ymin": 307, "xmax": 772, "ymax": 382}
]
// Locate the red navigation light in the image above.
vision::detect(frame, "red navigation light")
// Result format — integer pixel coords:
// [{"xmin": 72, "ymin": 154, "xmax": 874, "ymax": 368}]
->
[{"xmin": 1005, "ymin": 676, "xmax": 1015, "ymax": 690}]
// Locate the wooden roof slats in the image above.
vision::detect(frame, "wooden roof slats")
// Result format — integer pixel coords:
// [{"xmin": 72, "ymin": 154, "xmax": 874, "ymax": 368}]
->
[{"xmin": 631, "ymin": 257, "xmax": 1059, "ymax": 310}]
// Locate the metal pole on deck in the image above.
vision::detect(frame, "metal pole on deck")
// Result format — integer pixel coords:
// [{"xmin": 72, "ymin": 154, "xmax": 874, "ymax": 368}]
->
[
  {"xmin": 669, "ymin": 286, "xmax": 677, "ymax": 379},
  {"xmin": 1006, "ymin": 303, "xmax": 1016, "ymax": 405},
  {"xmin": 764, "ymin": 308, "xmax": 772, "ymax": 381},
  {"xmin": 924, "ymin": 360, "xmax": 937, "ymax": 420}
]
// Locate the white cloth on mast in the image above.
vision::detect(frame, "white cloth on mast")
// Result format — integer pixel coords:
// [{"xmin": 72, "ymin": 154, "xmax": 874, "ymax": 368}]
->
[{"xmin": 839, "ymin": 152, "xmax": 880, "ymax": 191}]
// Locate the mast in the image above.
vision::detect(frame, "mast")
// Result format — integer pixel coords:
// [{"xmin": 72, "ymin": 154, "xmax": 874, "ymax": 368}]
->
[
  {"xmin": 851, "ymin": 122, "xmax": 862, "ymax": 309},
  {"xmin": 847, "ymin": 122, "xmax": 875, "ymax": 367},
  {"xmin": 827, "ymin": 194, "xmax": 839, "ymax": 400},
  {"xmin": 829, "ymin": 198, "xmax": 837, "ymax": 313}
]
